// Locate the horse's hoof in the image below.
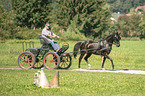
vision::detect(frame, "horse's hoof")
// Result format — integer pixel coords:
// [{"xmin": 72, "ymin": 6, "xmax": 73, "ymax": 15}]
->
[
  {"xmin": 111, "ymin": 68, "xmax": 114, "ymax": 71},
  {"xmin": 102, "ymin": 68, "xmax": 105, "ymax": 71},
  {"xmin": 88, "ymin": 65, "xmax": 91, "ymax": 68},
  {"xmin": 88, "ymin": 64, "xmax": 91, "ymax": 67}
]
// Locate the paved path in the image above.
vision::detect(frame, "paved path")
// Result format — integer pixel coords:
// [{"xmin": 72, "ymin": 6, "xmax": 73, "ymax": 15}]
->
[
  {"xmin": 69, "ymin": 69, "xmax": 145, "ymax": 75},
  {"xmin": 0, "ymin": 68, "xmax": 145, "ymax": 75}
]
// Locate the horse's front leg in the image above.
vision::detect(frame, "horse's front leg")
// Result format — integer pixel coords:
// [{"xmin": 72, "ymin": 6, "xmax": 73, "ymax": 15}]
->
[
  {"xmin": 102, "ymin": 56, "xmax": 106, "ymax": 70},
  {"xmin": 106, "ymin": 55, "xmax": 114, "ymax": 70}
]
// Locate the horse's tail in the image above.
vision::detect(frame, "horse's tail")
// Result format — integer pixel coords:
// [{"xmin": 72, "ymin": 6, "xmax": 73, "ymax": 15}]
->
[{"xmin": 73, "ymin": 42, "xmax": 82, "ymax": 58}]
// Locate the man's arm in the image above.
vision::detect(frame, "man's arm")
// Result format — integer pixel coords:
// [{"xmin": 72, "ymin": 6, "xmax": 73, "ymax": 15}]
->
[{"xmin": 47, "ymin": 34, "xmax": 60, "ymax": 38}]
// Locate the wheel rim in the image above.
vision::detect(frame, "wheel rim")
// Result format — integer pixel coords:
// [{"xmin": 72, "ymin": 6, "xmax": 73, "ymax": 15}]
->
[
  {"xmin": 33, "ymin": 56, "xmax": 43, "ymax": 69},
  {"xmin": 43, "ymin": 53, "xmax": 59, "ymax": 69},
  {"xmin": 59, "ymin": 55, "xmax": 71, "ymax": 69},
  {"xmin": 18, "ymin": 53, "xmax": 35, "ymax": 69}
]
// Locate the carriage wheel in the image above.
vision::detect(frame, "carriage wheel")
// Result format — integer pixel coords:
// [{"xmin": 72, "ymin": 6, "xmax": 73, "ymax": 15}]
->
[
  {"xmin": 33, "ymin": 56, "xmax": 43, "ymax": 69},
  {"xmin": 43, "ymin": 52, "xmax": 60, "ymax": 69},
  {"xmin": 18, "ymin": 51, "xmax": 35, "ymax": 69},
  {"xmin": 59, "ymin": 53, "xmax": 72, "ymax": 69}
]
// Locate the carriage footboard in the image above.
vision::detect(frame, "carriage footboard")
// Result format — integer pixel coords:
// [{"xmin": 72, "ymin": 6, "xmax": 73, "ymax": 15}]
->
[{"xmin": 57, "ymin": 43, "xmax": 69, "ymax": 55}]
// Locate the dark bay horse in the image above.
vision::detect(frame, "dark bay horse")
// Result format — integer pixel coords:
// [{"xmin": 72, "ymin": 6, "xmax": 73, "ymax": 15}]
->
[{"xmin": 73, "ymin": 32, "xmax": 121, "ymax": 70}]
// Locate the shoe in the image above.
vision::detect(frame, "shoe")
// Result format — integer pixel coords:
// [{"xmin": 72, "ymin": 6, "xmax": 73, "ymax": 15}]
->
[{"xmin": 56, "ymin": 49, "xmax": 60, "ymax": 52}]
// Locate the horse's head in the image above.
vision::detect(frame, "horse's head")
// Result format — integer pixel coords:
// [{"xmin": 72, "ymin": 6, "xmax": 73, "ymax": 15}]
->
[{"xmin": 113, "ymin": 32, "xmax": 121, "ymax": 47}]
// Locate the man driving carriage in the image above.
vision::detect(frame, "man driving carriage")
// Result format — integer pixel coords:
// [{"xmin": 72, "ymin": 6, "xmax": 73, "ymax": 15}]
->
[{"xmin": 42, "ymin": 24, "xmax": 60, "ymax": 51}]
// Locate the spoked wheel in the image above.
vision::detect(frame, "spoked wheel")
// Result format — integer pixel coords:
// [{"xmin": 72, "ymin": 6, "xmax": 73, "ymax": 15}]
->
[
  {"xmin": 43, "ymin": 52, "xmax": 60, "ymax": 69},
  {"xmin": 18, "ymin": 51, "xmax": 35, "ymax": 69},
  {"xmin": 59, "ymin": 53, "xmax": 72, "ymax": 69},
  {"xmin": 33, "ymin": 56, "xmax": 43, "ymax": 69}
]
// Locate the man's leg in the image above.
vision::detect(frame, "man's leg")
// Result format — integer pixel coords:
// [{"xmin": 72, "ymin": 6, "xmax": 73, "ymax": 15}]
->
[
  {"xmin": 41, "ymin": 36, "xmax": 51, "ymax": 44},
  {"xmin": 50, "ymin": 40, "xmax": 60, "ymax": 51}
]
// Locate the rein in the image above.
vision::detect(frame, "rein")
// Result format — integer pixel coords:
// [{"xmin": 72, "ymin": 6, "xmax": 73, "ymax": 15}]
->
[{"xmin": 106, "ymin": 42, "xmax": 114, "ymax": 45}]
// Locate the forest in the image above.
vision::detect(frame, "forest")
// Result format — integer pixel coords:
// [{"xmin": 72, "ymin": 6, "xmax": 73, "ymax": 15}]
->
[{"xmin": 0, "ymin": 0, "xmax": 145, "ymax": 40}]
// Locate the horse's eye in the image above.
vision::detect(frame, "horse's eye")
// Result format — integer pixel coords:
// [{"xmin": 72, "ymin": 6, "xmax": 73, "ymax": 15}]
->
[{"xmin": 115, "ymin": 37, "xmax": 119, "ymax": 41}]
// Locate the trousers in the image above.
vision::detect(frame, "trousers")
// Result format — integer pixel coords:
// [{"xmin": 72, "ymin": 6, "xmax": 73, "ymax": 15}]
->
[{"xmin": 42, "ymin": 35, "xmax": 60, "ymax": 51}]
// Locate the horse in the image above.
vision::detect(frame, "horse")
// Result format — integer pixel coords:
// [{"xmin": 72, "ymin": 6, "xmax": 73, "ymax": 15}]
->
[{"xmin": 73, "ymin": 32, "xmax": 121, "ymax": 70}]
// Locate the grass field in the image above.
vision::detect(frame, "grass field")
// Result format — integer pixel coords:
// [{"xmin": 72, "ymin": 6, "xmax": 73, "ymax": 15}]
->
[
  {"xmin": 0, "ymin": 39, "xmax": 145, "ymax": 96},
  {"xmin": 0, "ymin": 39, "xmax": 145, "ymax": 70},
  {"xmin": 0, "ymin": 69, "xmax": 145, "ymax": 96}
]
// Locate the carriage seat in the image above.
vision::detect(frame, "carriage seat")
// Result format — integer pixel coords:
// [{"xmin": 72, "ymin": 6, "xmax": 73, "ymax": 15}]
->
[
  {"xmin": 39, "ymin": 35, "xmax": 53, "ymax": 50},
  {"xmin": 39, "ymin": 35, "xmax": 50, "ymax": 45}
]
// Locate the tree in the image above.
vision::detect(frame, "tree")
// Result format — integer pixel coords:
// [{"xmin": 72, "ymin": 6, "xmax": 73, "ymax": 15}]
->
[
  {"xmin": 50, "ymin": 0, "xmax": 111, "ymax": 39},
  {"xmin": 117, "ymin": 15, "xmax": 130, "ymax": 37},
  {"xmin": 139, "ymin": 12, "xmax": 145, "ymax": 39},
  {"xmin": 106, "ymin": 0, "xmax": 145, "ymax": 14},
  {"xmin": 13, "ymin": 0, "xmax": 52, "ymax": 28},
  {"xmin": 129, "ymin": 14, "xmax": 141, "ymax": 37},
  {"xmin": 117, "ymin": 14, "xmax": 143, "ymax": 38},
  {"xmin": 0, "ymin": 1, "xmax": 15, "ymax": 40},
  {"xmin": 0, "ymin": 1, "xmax": 6, "ymax": 40},
  {"xmin": 0, "ymin": 0, "xmax": 11, "ymax": 11}
]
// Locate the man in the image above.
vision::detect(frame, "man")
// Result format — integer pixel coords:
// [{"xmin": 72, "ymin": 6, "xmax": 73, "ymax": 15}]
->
[{"xmin": 42, "ymin": 24, "xmax": 60, "ymax": 51}]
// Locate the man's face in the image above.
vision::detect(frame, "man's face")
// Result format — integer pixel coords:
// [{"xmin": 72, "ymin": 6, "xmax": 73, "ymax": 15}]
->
[{"xmin": 45, "ymin": 26, "xmax": 49, "ymax": 29}]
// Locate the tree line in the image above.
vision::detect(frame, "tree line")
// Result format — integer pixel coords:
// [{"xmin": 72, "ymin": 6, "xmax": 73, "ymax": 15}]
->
[
  {"xmin": 0, "ymin": 0, "xmax": 145, "ymax": 40},
  {"xmin": 106, "ymin": 0, "xmax": 145, "ymax": 14},
  {"xmin": 117, "ymin": 13, "xmax": 145, "ymax": 39},
  {"xmin": 2, "ymin": 0, "xmax": 145, "ymax": 14}
]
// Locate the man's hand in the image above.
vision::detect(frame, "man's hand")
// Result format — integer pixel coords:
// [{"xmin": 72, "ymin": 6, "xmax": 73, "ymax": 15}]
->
[
  {"xmin": 57, "ymin": 36, "xmax": 60, "ymax": 38},
  {"xmin": 52, "ymin": 35, "xmax": 56, "ymax": 38},
  {"xmin": 52, "ymin": 34, "xmax": 60, "ymax": 38}
]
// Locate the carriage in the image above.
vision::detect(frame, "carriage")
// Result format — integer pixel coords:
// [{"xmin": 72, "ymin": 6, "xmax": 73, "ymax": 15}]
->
[
  {"xmin": 18, "ymin": 35, "xmax": 72, "ymax": 69},
  {"xmin": 18, "ymin": 32, "xmax": 121, "ymax": 70}
]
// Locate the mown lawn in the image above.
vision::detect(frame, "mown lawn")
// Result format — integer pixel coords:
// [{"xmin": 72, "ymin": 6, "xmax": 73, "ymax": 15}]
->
[
  {"xmin": 0, "ymin": 39, "xmax": 145, "ymax": 70},
  {"xmin": 0, "ymin": 40, "xmax": 145, "ymax": 96},
  {"xmin": 0, "ymin": 69, "xmax": 144, "ymax": 96}
]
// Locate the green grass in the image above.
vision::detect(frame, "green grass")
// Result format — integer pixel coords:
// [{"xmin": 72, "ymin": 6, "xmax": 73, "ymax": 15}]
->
[
  {"xmin": 0, "ymin": 69, "xmax": 144, "ymax": 96},
  {"xmin": 0, "ymin": 39, "xmax": 145, "ymax": 70},
  {"xmin": 0, "ymin": 40, "xmax": 145, "ymax": 96}
]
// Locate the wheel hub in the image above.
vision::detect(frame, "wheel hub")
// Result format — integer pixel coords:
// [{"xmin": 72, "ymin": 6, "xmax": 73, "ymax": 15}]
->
[
  {"xmin": 24, "ymin": 59, "xmax": 29, "ymax": 63},
  {"xmin": 36, "ymin": 58, "xmax": 39, "ymax": 62}
]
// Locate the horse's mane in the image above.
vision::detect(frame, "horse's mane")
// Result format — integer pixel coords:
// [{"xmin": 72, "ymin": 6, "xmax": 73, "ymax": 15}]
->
[{"xmin": 103, "ymin": 33, "xmax": 115, "ymax": 40}]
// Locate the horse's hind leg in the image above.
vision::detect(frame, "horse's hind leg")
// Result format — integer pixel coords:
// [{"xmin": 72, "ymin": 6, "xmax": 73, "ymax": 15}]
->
[
  {"xmin": 84, "ymin": 53, "xmax": 92, "ymax": 69},
  {"xmin": 102, "ymin": 56, "xmax": 106, "ymax": 70},
  {"xmin": 79, "ymin": 52, "xmax": 85, "ymax": 69}
]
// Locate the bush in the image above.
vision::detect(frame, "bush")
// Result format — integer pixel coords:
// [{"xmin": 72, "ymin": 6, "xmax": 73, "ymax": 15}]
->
[
  {"xmin": 15, "ymin": 27, "xmax": 42, "ymax": 39},
  {"xmin": 62, "ymin": 28, "xmax": 91, "ymax": 41}
]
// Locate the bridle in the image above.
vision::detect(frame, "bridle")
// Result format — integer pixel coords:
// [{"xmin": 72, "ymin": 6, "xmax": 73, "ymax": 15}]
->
[{"xmin": 106, "ymin": 34, "xmax": 120, "ymax": 45}]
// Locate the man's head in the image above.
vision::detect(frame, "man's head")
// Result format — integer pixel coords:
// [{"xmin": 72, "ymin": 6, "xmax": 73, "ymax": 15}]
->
[{"xmin": 45, "ymin": 24, "xmax": 50, "ymax": 29}]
